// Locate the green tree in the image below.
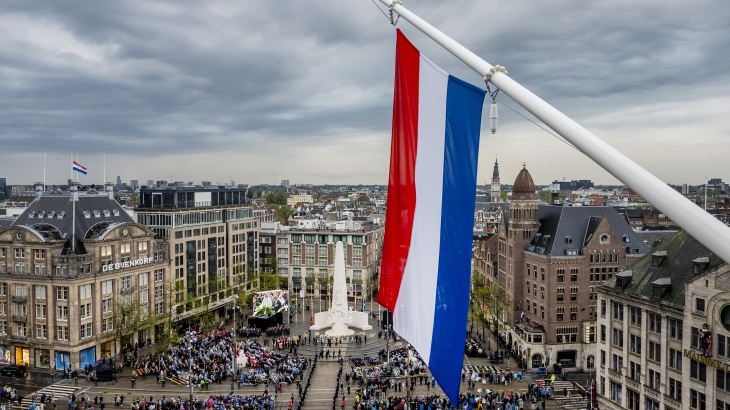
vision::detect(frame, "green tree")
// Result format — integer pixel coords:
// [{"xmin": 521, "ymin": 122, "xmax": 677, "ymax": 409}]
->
[
  {"xmin": 266, "ymin": 190, "xmax": 289, "ymax": 205},
  {"xmin": 274, "ymin": 205, "xmax": 294, "ymax": 221},
  {"xmin": 247, "ymin": 189, "xmax": 254, "ymax": 200},
  {"xmin": 500, "ymin": 192, "xmax": 508, "ymax": 201},
  {"xmin": 357, "ymin": 195, "xmax": 370, "ymax": 202},
  {"xmin": 259, "ymin": 271, "xmax": 282, "ymax": 291}
]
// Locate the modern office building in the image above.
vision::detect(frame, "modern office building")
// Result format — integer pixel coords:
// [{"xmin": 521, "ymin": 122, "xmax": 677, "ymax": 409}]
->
[
  {"xmin": 135, "ymin": 187, "xmax": 258, "ymax": 318},
  {"xmin": 0, "ymin": 178, "xmax": 6, "ymax": 201},
  {"xmin": 0, "ymin": 183, "xmax": 169, "ymax": 369},
  {"xmin": 262, "ymin": 218, "xmax": 384, "ymax": 304},
  {"xmin": 130, "ymin": 180, "xmax": 139, "ymax": 189},
  {"xmin": 596, "ymin": 230, "xmax": 730, "ymax": 410}
]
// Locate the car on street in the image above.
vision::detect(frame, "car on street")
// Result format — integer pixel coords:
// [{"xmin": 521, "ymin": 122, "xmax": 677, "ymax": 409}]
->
[{"xmin": 0, "ymin": 365, "xmax": 27, "ymax": 377}]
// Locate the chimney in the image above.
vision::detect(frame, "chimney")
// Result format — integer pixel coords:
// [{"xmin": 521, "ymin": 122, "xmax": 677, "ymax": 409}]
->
[
  {"xmin": 34, "ymin": 182, "xmax": 44, "ymax": 200},
  {"xmin": 551, "ymin": 191, "xmax": 559, "ymax": 205},
  {"xmin": 105, "ymin": 182, "xmax": 114, "ymax": 200}
]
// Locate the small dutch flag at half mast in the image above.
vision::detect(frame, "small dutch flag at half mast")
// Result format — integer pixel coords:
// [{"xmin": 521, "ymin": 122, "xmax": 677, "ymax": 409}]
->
[{"xmin": 72, "ymin": 161, "xmax": 87, "ymax": 175}]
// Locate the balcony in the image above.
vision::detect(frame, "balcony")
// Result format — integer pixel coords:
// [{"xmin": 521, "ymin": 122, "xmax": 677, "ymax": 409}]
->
[
  {"xmin": 292, "ymin": 277, "xmax": 302, "ymax": 282},
  {"xmin": 12, "ymin": 315, "xmax": 27, "ymax": 322},
  {"xmin": 10, "ymin": 335, "xmax": 27, "ymax": 342},
  {"xmin": 121, "ymin": 286, "xmax": 136, "ymax": 294},
  {"xmin": 11, "ymin": 295, "xmax": 27, "ymax": 302},
  {"xmin": 608, "ymin": 368, "xmax": 623, "ymax": 381}
]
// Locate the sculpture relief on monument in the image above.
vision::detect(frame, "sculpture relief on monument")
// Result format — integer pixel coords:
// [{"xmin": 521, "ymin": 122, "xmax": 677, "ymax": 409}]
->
[{"xmin": 310, "ymin": 241, "xmax": 373, "ymax": 336}]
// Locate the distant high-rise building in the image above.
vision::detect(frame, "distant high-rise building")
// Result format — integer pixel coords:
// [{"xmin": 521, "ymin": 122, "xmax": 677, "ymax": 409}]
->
[
  {"xmin": 281, "ymin": 180, "xmax": 290, "ymax": 188},
  {"xmin": 116, "ymin": 176, "xmax": 122, "ymax": 186},
  {"xmin": 130, "ymin": 180, "xmax": 139, "ymax": 189},
  {"xmin": 202, "ymin": 181, "xmax": 212, "ymax": 187},
  {"xmin": 146, "ymin": 180, "xmax": 155, "ymax": 187},
  {"xmin": 0, "ymin": 178, "xmax": 6, "ymax": 201},
  {"xmin": 682, "ymin": 184, "xmax": 689, "ymax": 195},
  {"xmin": 156, "ymin": 180, "xmax": 168, "ymax": 188},
  {"xmin": 229, "ymin": 180, "xmax": 235, "ymax": 187}
]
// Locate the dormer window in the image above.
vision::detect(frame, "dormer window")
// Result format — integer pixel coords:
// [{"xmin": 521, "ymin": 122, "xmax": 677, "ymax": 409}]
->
[
  {"xmin": 103, "ymin": 210, "xmax": 110, "ymax": 217},
  {"xmin": 113, "ymin": 209, "xmax": 120, "ymax": 216},
  {"xmin": 651, "ymin": 278, "xmax": 671, "ymax": 298},
  {"xmin": 93, "ymin": 210, "xmax": 101, "ymax": 218},
  {"xmin": 623, "ymin": 234, "xmax": 630, "ymax": 243},
  {"xmin": 693, "ymin": 257, "xmax": 710, "ymax": 274},
  {"xmin": 48, "ymin": 211, "xmax": 55, "ymax": 218},
  {"xmin": 83, "ymin": 211, "xmax": 91, "ymax": 218},
  {"xmin": 38, "ymin": 211, "xmax": 46, "ymax": 218},
  {"xmin": 615, "ymin": 270, "xmax": 633, "ymax": 290},
  {"xmin": 543, "ymin": 235, "xmax": 550, "ymax": 245},
  {"xmin": 652, "ymin": 251, "xmax": 667, "ymax": 267},
  {"xmin": 57, "ymin": 211, "xmax": 65, "ymax": 219},
  {"xmin": 566, "ymin": 236, "xmax": 573, "ymax": 244},
  {"xmin": 565, "ymin": 249, "xmax": 578, "ymax": 256},
  {"xmin": 28, "ymin": 211, "xmax": 35, "ymax": 218}
]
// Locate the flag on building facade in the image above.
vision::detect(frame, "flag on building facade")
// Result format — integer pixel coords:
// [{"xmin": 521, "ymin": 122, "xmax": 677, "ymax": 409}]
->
[
  {"xmin": 379, "ymin": 29, "xmax": 486, "ymax": 403},
  {"xmin": 72, "ymin": 161, "xmax": 87, "ymax": 175}
]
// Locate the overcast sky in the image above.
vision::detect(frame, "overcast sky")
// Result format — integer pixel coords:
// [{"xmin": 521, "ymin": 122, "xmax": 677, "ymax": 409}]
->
[{"xmin": 1, "ymin": 0, "xmax": 729, "ymax": 187}]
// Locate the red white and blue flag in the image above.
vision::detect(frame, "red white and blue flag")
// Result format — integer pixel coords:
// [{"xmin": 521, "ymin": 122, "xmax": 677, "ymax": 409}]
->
[
  {"xmin": 379, "ymin": 30, "xmax": 485, "ymax": 403},
  {"xmin": 72, "ymin": 161, "xmax": 87, "ymax": 175}
]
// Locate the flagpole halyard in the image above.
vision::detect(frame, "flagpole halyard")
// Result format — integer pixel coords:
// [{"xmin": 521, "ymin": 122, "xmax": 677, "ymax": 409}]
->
[{"xmin": 379, "ymin": 0, "xmax": 730, "ymax": 264}]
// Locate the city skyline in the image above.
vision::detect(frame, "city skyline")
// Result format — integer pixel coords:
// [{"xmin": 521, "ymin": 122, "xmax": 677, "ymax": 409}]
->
[{"xmin": 1, "ymin": 1, "xmax": 730, "ymax": 185}]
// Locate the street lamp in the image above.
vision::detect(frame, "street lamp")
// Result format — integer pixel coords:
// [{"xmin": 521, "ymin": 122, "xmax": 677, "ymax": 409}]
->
[{"xmin": 230, "ymin": 294, "xmax": 239, "ymax": 392}]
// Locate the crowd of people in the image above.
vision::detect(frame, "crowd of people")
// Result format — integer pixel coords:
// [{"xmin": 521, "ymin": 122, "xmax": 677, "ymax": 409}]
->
[
  {"xmin": 264, "ymin": 324, "xmax": 290, "ymax": 337},
  {"xmin": 238, "ymin": 339, "xmax": 308, "ymax": 386},
  {"xmin": 57, "ymin": 392, "xmax": 276, "ymax": 410},
  {"xmin": 457, "ymin": 388, "xmax": 549, "ymax": 410},
  {"xmin": 386, "ymin": 346, "xmax": 427, "ymax": 378},
  {"xmin": 463, "ymin": 368, "xmax": 524, "ymax": 390},
  {"xmin": 237, "ymin": 327, "xmax": 262, "ymax": 338}
]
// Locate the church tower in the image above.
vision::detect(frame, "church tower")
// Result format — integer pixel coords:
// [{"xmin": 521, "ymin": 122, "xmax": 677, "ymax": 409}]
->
[{"xmin": 491, "ymin": 156, "xmax": 501, "ymax": 202}]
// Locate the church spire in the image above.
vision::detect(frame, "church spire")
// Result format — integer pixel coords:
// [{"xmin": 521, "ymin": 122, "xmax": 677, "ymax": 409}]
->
[{"xmin": 492, "ymin": 155, "xmax": 500, "ymax": 180}]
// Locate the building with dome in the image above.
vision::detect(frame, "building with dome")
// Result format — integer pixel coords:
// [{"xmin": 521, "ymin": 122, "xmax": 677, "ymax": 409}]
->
[
  {"xmin": 0, "ymin": 183, "xmax": 169, "ymax": 369},
  {"xmin": 494, "ymin": 164, "xmax": 648, "ymax": 371}
]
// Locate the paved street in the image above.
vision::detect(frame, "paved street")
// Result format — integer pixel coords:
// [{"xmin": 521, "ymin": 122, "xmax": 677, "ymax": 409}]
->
[{"xmin": 0, "ymin": 301, "xmax": 589, "ymax": 410}]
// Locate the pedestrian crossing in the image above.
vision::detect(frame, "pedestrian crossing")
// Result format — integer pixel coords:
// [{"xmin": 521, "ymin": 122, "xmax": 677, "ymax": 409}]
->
[
  {"xmin": 462, "ymin": 364, "xmax": 506, "ymax": 374},
  {"xmin": 552, "ymin": 381, "xmax": 587, "ymax": 393},
  {"xmin": 554, "ymin": 396, "xmax": 588, "ymax": 410},
  {"xmin": 5, "ymin": 382, "xmax": 82, "ymax": 410}
]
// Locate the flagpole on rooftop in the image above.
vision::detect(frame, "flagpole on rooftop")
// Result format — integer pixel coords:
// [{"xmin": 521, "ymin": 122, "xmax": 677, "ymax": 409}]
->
[{"xmin": 380, "ymin": 0, "xmax": 730, "ymax": 263}]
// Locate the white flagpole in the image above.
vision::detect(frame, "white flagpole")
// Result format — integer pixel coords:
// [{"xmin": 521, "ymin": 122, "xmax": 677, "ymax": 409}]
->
[
  {"xmin": 43, "ymin": 152, "xmax": 46, "ymax": 192},
  {"xmin": 382, "ymin": 0, "xmax": 730, "ymax": 263}
]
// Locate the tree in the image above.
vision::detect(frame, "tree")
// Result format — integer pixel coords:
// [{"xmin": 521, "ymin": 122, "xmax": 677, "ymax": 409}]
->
[
  {"xmin": 266, "ymin": 190, "xmax": 289, "ymax": 205},
  {"xmin": 500, "ymin": 192, "xmax": 508, "ymax": 201},
  {"xmin": 256, "ymin": 191, "xmax": 263, "ymax": 198},
  {"xmin": 357, "ymin": 195, "xmax": 369, "ymax": 202},
  {"xmin": 111, "ymin": 292, "xmax": 152, "ymax": 353},
  {"xmin": 274, "ymin": 205, "xmax": 294, "ymax": 221},
  {"xmin": 259, "ymin": 271, "xmax": 282, "ymax": 291},
  {"xmin": 247, "ymin": 189, "xmax": 254, "ymax": 200}
]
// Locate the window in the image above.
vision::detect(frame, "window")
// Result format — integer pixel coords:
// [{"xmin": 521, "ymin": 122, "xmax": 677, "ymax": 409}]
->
[
  {"xmin": 668, "ymin": 378, "xmax": 682, "ymax": 400},
  {"xmin": 353, "ymin": 258, "xmax": 362, "ymax": 268},
  {"xmin": 690, "ymin": 359, "xmax": 707, "ymax": 382},
  {"xmin": 15, "ymin": 249, "xmax": 25, "ymax": 259},
  {"xmin": 630, "ymin": 334, "xmax": 641, "ymax": 355},
  {"xmin": 692, "ymin": 326, "xmax": 700, "ymax": 348},
  {"xmin": 122, "ymin": 276, "xmax": 132, "ymax": 289},
  {"xmin": 57, "ymin": 326, "xmax": 68, "ymax": 341},
  {"xmin": 717, "ymin": 369, "xmax": 730, "ymax": 392},
  {"xmin": 80, "ymin": 323, "xmax": 93, "ymax": 339},
  {"xmin": 696, "ymin": 297, "xmax": 706, "ymax": 312},
  {"xmin": 120, "ymin": 243, "xmax": 131, "ymax": 254},
  {"xmin": 102, "ymin": 318, "xmax": 114, "ymax": 333},
  {"xmin": 690, "ymin": 389, "xmax": 706, "ymax": 410},
  {"xmin": 101, "ymin": 280, "xmax": 113, "ymax": 295},
  {"xmin": 600, "ymin": 325, "xmax": 606, "ymax": 342},
  {"xmin": 155, "ymin": 286, "xmax": 163, "ymax": 299},
  {"xmin": 601, "ymin": 350, "xmax": 606, "ymax": 366},
  {"xmin": 629, "ymin": 306, "xmax": 642, "ymax": 327},
  {"xmin": 80, "ymin": 303, "xmax": 92, "ymax": 319},
  {"xmin": 648, "ymin": 369, "xmax": 660, "ymax": 390},
  {"xmin": 102, "ymin": 299, "xmax": 113, "ymax": 314},
  {"xmin": 719, "ymin": 335, "xmax": 729, "ymax": 357},
  {"xmin": 0, "ymin": 302, "xmax": 5, "ymax": 316},
  {"xmin": 601, "ymin": 299, "xmax": 607, "ymax": 317},
  {"xmin": 305, "ymin": 256, "xmax": 314, "ymax": 266},
  {"xmin": 612, "ymin": 354, "xmax": 623, "ymax": 372},
  {"xmin": 34, "ymin": 286, "xmax": 46, "ymax": 300},
  {"xmin": 319, "ymin": 257, "xmax": 328, "ymax": 266},
  {"xmin": 35, "ymin": 304, "xmax": 46, "ymax": 319},
  {"xmin": 626, "ymin": 389, "xmax": 640, "ymax": 410},
  {"xmin": 319, "ymin": 245, "xmax": 328, "ymax": 255},
  {"xmin": 669, "ymin": 318, "xmax": 683, "ymax": 340},
  {"xmin": 352, "ymin": 236, "xmax": 363, "ymax": 245},
  {"xmin": 55, "ymin": 266, "xmax": 67, "ymax": 276},
  {"xmin": 277, "ymin": 237, "xmax": 288, "ymax": 245},
  {"xmin": 609, "ymin": 380, "xmax": 622, "ymax": 404},
  {"xmin": 648, "ymin": 341, "xmax": 661, "ymax": 362},
  {"xmin": 613, "ymin": 302, "xmax": 624, "ymax": 321},
  {"xmin": 139, "ymin": 290, "xmax": 149, "ymax": 303},
  {"xmin": 277, "ymin": 258, "xmax": 288, "ymax": 265},
  {"xmin": 669, "ymin": 348, "xmax": 682, "ymax": 370},
  {"xmin": 35, "ymin": 324, "xmax": 47, "ymax": 339},
  {"xmin": 649, "ymin": 313, "xmax": 661, "ymax": 333},
  {"xmin": 0, "ymin": 322, "xmax": 5, "ymax": 336},
  {"xmin": 645, "ymin": 397, "xmax": 660, "ymax": 410},
  {"xmin": 139, "ymin": 272, "xmax": 149, "ymax": 286},
  {"xmin": 292, "ymin": 256, "xmax": 301, "ymax": 265},
  {"xmin": 79, "ymin": 284, "xmax": 92, "ymax": 299},
  {"xmin": 629, "ymin": 361, "xmax": 641, "ymax": 381},
  {"xmin": 277, "ymin": 248, "xmax": 289, "ymax": 255},
  {"xmin": 56, "ymin": 306, "xmax": 68, "ymax": 321},
  {"xmin": 557, "ymin": 287, "xmax": 564, "ymax": 302},
  {"xmin": 305, "ymin": 245, "xmax": 315, "ymax": 254},
  {"xmin": 56, "ymin": 286, "xmax": 68, "ymax": 300},
  {"xmin": 292, "ymin": 245, "xmax": 301, "ymax": 254},
  {"xmin": 154, "ymin": 269, "xmax": 164, "ymax": 282},
  {"xmin": 613, "ymin": 328, "xmax": 624, "ymax": 348}
]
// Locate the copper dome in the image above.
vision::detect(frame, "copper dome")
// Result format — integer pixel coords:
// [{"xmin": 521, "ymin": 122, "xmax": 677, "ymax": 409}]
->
[{"xmin": 512, "ymin": 164, "xmax": 538, "ymax": 200}]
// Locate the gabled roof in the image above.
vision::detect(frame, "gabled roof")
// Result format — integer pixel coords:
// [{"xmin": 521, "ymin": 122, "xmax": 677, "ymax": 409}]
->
[
  {"xmin": 602, "ymin": 230, "xmax": 725, "ymax": 309},
  {"xmin": 527, "ymin": 205, "xmax": 649, "ymax": 257}
]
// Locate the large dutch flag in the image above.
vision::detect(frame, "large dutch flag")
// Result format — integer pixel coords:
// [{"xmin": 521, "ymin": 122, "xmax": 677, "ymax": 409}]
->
[
  {"xmin": 72, "ymin": 161, "xmax": 87, "ymax": 175},
  {"xmin": 379, "ymin": 29, "xmax": 485, "ymax": 403}
]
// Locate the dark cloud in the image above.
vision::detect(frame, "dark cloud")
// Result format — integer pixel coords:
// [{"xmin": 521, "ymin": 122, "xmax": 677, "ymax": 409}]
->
[{"xmin": 1, "ymin": 0, "xmax": 729, "ymax": 185}]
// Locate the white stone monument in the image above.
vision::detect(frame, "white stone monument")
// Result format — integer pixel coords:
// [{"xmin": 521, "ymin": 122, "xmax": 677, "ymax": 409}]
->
[{"xmin": 310, "ymin": 241, "xmax": 372, "ymax": 336}]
